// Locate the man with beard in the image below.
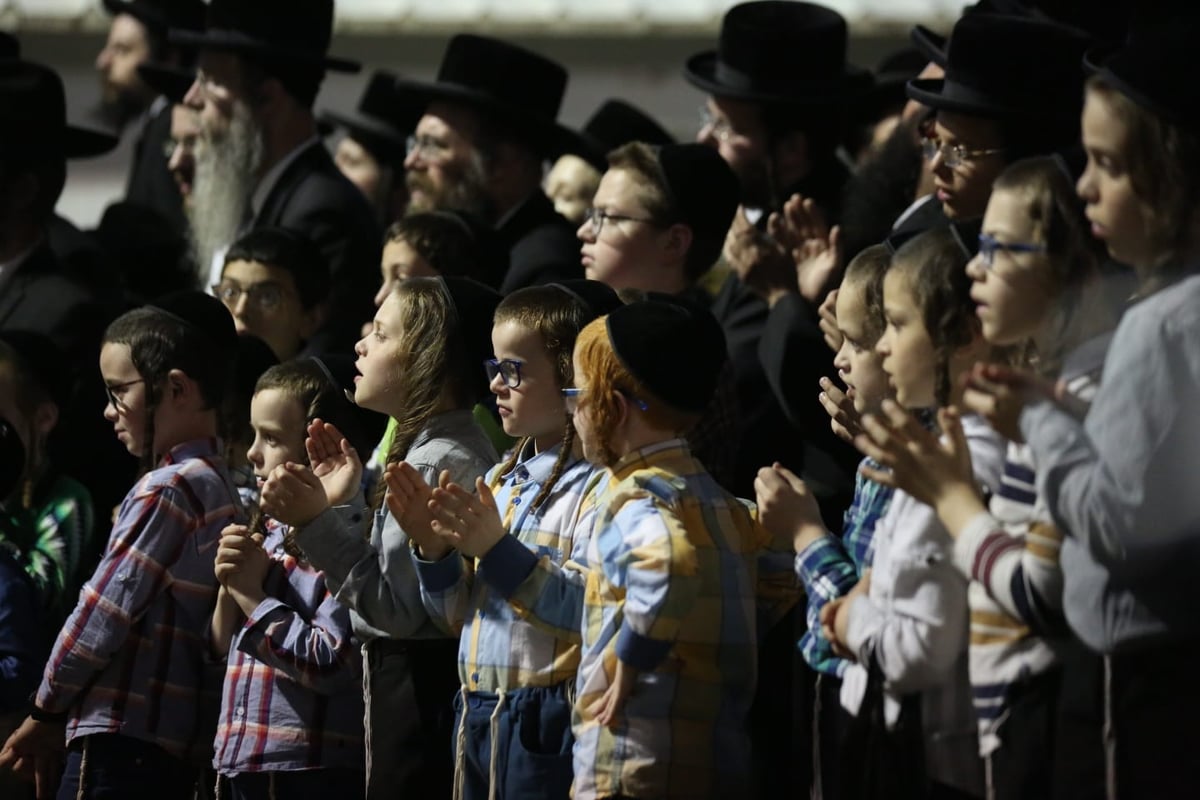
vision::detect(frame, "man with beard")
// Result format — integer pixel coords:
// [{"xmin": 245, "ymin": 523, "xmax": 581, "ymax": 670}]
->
[
  {"xmin": 175, "ymin": 0, "xmax": 381, "ymax": 355},
  {"xmin": 398, "ymin": 35, "xmax": 580, "ymax": 293},
  {"xmin": 96, "ymin": 0, "xmax": 205, "ymax": 240}
]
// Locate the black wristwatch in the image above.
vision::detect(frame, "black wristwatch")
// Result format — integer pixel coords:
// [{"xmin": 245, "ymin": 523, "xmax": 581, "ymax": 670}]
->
[{"xmin": 28, "ymin": 705, "xmax": 68, "ymax": 724}]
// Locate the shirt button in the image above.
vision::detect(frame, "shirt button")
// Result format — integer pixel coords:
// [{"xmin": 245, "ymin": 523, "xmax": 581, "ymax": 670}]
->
[
  {"xmin": 512, "ymin": 497, "xmax": 521, "ymax": 505},
  {"xmin": 471, "ymin": 672, "xmax": 480, "ymax": 684},
  {"xmin": 235, "ymin": 707, "xmax": 245, "ymax": 718}
]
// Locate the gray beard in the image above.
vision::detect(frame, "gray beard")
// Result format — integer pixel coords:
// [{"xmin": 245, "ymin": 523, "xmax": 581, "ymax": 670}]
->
[
  {"xmin": 188, "ymin": 103, "xmax": 264, "ymax": 282},
  {"xmin": 404, "ymin": 149, "xmax": 492, "ymax": 220}
]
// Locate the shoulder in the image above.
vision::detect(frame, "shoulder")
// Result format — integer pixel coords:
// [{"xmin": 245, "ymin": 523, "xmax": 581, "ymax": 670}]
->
[{"xmin": 1123, "ymin": 274, "xmax": 1200, "ymax": 350}]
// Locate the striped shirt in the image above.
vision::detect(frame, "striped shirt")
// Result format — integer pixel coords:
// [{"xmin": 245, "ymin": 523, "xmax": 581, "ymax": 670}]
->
[
  {"xmin": 954, "ymin": 346, "xmax": 1104, "ymax": 755},
  {"xmin": 214, "ymin": 518, "xmax": 365, "ymax": 775},
  {"xmin": 795, "ymin": 457, "xmax": 893, "ymax": 677},
  {"xmin": 36, "ymin": 438, "xmax": 242, "ymax": 761},
  {"xmin": 571, "ymin": 439, "xmax": 766, "ymax": 800},
  {"xmin": 414, "ymin": 440, "xmax": 605, "ymax": 691}
]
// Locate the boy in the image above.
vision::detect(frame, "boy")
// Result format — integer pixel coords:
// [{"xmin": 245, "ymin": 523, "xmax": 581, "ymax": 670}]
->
[{"xmin": 215, "ymin": 227, "xmax": 330, "ymax": 361}]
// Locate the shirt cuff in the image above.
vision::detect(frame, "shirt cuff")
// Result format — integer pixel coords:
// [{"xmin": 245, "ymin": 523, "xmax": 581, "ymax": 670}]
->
[
  {"xmin": 478, "ymin": 534, "xmax": 539, "ymax": 599},
  {"xmin": 412, "ymin": 547, "xmax": 464, "ymax": 593},
  {"xmin": 795, "ymin": 534, "xmax": 841, "ymax": 585},
  {"xmin": 951, "ymin": 510, "xmax": 998, "ymax": 579},
  {"xmin": 1018, "ymin": 397, "xmax": 1058, "ymax": 443},
  {"xmin": 243, "ymin": 596, "xmax": 288, "ymax": 630},
  {"xmin": 843, "ymin": 594, "xmax": 879, "ymax": 665},
  {"xmin": 616, "ymin": 625, "xmax": 672, "ymax": 672}
]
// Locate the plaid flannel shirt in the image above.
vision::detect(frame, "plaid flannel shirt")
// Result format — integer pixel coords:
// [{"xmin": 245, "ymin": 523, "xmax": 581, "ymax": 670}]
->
[{"xmin": 36, "ymin": 439, "xmax": 242, "ymax": 761}]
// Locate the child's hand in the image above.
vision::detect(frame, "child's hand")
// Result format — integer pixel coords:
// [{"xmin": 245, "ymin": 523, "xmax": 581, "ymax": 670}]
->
[
  {"xmin": 960, "ymin": 362, "xmax": 1058, "ymax": 443},
  {"xmin": 305, "ymin": 419, "xmax": 363, "ymax": 507},
  {"xmin": 217, "ymin": 529, "xmax": 269, "ymax": 609},
  {"xmin": 820, "ymin": 569, "xmax": 870, "ymax": 661},
  {"xmin": 427, "ymin": 476, "xmax": 506, "ymax": 560},
  {"xmin": 259, "ymin": 463, "xmax": 329, "ymax": 529},
  {"xmin": 588, "ymin": 657, "xmax": 638, "ymax": 729},
  {"xmin": 0, "ymin": 715, "xmax": 66, "ymax": 798},
  {"xmin": 382, "ymin": 463, "xmax": 446, "ymax": 560},
  {"xmin": 754, "ymin": 462, "xmax": 825, "ymax": 552},
  {"xmin": 854, "ymin": 402, "xmax": 977, "ymax": 504},
  {"xmin": 818, "ymin": 288, "xmax": 842, "ymax": 353},
  {"xmin": 818, "ymin": 377, "xmax": 862, "ymax": 443}
]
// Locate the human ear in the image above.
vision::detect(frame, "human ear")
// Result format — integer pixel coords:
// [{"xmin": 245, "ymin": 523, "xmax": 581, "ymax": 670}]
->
[
  {"xmin": 165, "ymin": 368, "xmax": 193, "ymax": 405},
  {"xmin": 664, "ymin": 223, "xmax": 694, "ymax": 263},
  {"xmin": 32, "ymin": 401, "xmax": 58, "ymax": 437}
]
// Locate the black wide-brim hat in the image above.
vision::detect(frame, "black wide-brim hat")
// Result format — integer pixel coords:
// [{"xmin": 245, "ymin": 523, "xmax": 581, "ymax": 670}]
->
[
  {"xmin": 684, "ymin": 1, "xmax": 870, "ymax": 106},
  {"xmin": 103, "ymin": 0, "xmax": 206, "ymax": 36},
  {"xmin": 137, "ymin": 62, "xmax": 195, "ymax": 104},
  {"xmin": 170, "ymin": 0, "xmax": 360, "ymax": 73},
  {"xmin": 908, "ymin": 0, "xmax": 1042, "ymax": 69},
  {"xmin": 0, "ymin": 60, "xmax": 117, "ymax": 159},
  {"xmin": 394, "ymin": 34, "xmax": 569, "ymax": 156},
  {"xmin": 907, "ymin": 14, "xmax": 1093, "ymax": 118},
  {"xmin": 319, "ymin": 70, "xmax": 418, "ymax": 164},
  {"xmin": 557, "ymin": 99, "xmax": 675, "ymax": 170}
]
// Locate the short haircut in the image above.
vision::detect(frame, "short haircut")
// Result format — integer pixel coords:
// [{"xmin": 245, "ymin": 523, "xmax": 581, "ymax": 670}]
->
[
  {"xmin": 224, "ymin": 227, "xmax": 331, "ymax": 310},
  {"xmin": 383, "ymin": 211, "xmax": 504, "ymax": 284},
  {"xmin": 840, "ymin": 243, "xmax": 891, "ymax": 345}
]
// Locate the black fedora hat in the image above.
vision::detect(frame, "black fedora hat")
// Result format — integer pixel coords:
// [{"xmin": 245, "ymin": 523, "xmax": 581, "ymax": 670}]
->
[
  {"xmin": 908, "ymin": 0, "xmax": 1036, "ymax": 68},
  {"xmin": 558, "ymin": 100, "xmax": 675, "ymax": 170},
  {"xmin": 684, "ymin": 1, "xmax": 869, "ymax": 106},
  {"xmin": 1083, "ymin": 5, "xmax": 1200, "ymax": 131},
  {"xmin": 394, "ymin": 35, "xmax": 568, "ymax": 155},
  {"xmin": 102, "ymin": 0, "xmax": 206, "ymax": 36},
  {"xmin": 0, "ymin": 60, "xmax": 118, "ymax": 158},
  {"xmin": 0, "ymin": 30, "xmax": 18, "ymax": 60},
  {"xmin": 856, "ymin": 47, "xmax": 928, "ymax": 124},
  {"xmin": 170, "ymin": 0, "xmax": 359, "ymax": 74},
  {"xmin": 319, "ymin": 70, "xmax": 417, "ymax": 164},
  {"xmin": 907, "ymin": 14, "xmax": 1093, "ymax": 119},
  {"xmin": 137, "ymin": 62, "xmax": 195, "ymax": 104}
]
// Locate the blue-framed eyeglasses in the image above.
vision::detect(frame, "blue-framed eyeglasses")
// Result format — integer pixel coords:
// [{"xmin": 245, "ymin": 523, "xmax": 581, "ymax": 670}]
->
[
  {"xmin": 561, "ymin": 387, "xmax": 648, "ymax": 414},
  {"xmin": 484, "ymin": 358, "xmax": 523, "ymax": 388},
  {"xmin": 977, "ymin": 234, "xmax": 1048, "ymax": 268}
]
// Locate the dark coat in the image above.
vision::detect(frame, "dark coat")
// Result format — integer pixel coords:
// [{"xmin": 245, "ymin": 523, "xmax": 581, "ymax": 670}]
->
[
  {"xmin": 252, "ymin": 141, "xmax": 383, "ymax": 355},
  {"xmin": 495, "ymin": 190, "xmax": 581, "ymax": 294},
  {"xmin": 125, "ymin": 103, "xmax": 189, "ymax": 240}
]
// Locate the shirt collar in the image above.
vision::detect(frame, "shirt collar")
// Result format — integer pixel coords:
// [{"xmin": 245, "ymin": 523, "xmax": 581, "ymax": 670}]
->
[
  {"xmin": 409, "ymin": 409, "xmax": 479, "ymax": 451},
  {"xmin": 503, "ymin": 439, "xmax": 579, "ymax": 487},
  {"xmin": 250, "ymin": 136, "xmax": 321, "ymax": 221},
  {"xmin": 608, "ymin": 437, "xmax": 691, "ymax": 480},
  {"xmin": 160, "ymin": 437, "xmax": 224, "ymax": 467}
]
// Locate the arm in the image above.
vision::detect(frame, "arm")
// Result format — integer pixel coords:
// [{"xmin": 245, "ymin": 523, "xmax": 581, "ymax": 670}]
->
[
  {"xmin": 208, "ymin": 586, "xmax": 243, "ymax": 659},
  {"xmin": 35, "ymin": 482, "xmax": 200, "ymax": 711},
  {"xmin": 411, "ymin": 550, "xmax": 473, "ymax": 637}
]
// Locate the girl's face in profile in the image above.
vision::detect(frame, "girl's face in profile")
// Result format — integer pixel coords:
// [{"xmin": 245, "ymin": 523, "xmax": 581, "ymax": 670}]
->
[
  {"xmin": 831, "ymin": 277, "xmax": 892, "ymax": 417},
  {"xmin": 876, "ymin": 267, "xmax": 938, "ymax": 410},
  {"xmin": 353, "ymin": 292, "xmax": 409, "ymax": 417}
]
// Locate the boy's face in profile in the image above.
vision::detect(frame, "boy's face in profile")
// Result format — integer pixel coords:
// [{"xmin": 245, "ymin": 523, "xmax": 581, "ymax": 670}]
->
[{"xmin": 216, "ymin": 260, "xmax": 317, "ymax": 361}]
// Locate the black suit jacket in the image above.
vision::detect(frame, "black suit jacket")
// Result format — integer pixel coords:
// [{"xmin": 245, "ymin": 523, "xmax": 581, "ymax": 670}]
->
[
  {"xmin": 126, "ymin": 103, "xmax": 188, "ymax": 239},
  {"xmin": 496, "ymin": 191, "xmax": 581, "ymax": 294},
  {"xmin": 253, "ymin": 141, "xmax": 383, "ymax": 355}
]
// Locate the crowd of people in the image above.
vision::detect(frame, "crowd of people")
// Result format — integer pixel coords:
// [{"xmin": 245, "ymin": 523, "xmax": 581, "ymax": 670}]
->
[{"xmin": 0, "ymin": 0, "xmax": 1198, "ymax": 798}]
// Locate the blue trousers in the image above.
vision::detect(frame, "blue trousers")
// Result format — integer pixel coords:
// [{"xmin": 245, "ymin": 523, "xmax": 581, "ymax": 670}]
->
[
  {"xmin": 56, "ymin": 734, "xmax": 197, "ymax": 800},
  {"xmin": 222, "ymin": 767, "xmax": 365, "ymax": 799},
  {"xmin": 452, "ymin": 683, "xmax": 574, "ymax": 800}
]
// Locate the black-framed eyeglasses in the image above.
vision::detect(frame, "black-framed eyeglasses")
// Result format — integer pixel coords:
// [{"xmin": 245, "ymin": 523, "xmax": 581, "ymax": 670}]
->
[
  {"xmin": 582, "ymin": 207, "xmax": 658, "ymax": 236},
  {"xmin": 921, "ymin": 136, "xmax": 1004, "ymax": 170},
  {"xmin": 406, "ymin": 134, "xmax": 452, "ymax": 164},
  {"xmin": 561, "ymin": 387, "xmax": 648, "ymax": 414},
  {"xmin": 484, "ymin": 358, "xmax": 523, "ymax": 388},
  {"xmin": 977, "ymin": 234, "xmax": 1047, "ymax": 268},
  {"xmin": 104, "ymin": 378, "xmax": 145, "ymax": 412},
  {"xmin": 212, "ymin": 281, "xmax": 288, "ymax": 312}
]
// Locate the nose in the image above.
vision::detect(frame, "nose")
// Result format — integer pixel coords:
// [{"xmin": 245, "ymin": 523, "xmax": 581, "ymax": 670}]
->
[
  {"xmin": 1076, "ymin": 164, "xmax": 1096, "ymax": 203},
  {"xmin": 875, "ymin": 331, "xmax": 891, "ymax": 358},
  {"xmin": 103, "ymin": 400, "xmax": 118, "ymax": 423},
  {"xmin": 965, "ymin": 253, "xmax": 986, "ymax": 280},
  {"xmin": 182, "ymin": 77, "xmax": 204, "ymax": 111},
  {"xmin": 576, "ymin": 216, "xmax": 595, "ymax": 243},
  {"xmin": 488, "ymin": 369, "xmax": 507, "ymax": 395},
  {"xmin": 246, "ymin": 440, "xmax": 261, "ymax": 467},
  {"xmin": 95, "ymin": 47, "xmax": 110, "ymax": 72},
  {"xmin": 403, "ymin": 147, "xmax": 421, "ymax": 171},
  {"xmin": 833, "ymin": 343, "xmax": 850, "ymax": 372},
  {"xmin": 354, "ymin": 336, "xmax": 368, "ymax": 358},
  {"xmin": 232, "ymin": 293, "xmax": 252, "ymax": 319}
]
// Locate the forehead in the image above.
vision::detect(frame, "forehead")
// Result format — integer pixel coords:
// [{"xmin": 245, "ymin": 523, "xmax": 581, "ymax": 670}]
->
[
  {"xmin": 882, "ymin": 266, "xmax": 915, "ymax": 306},
  {"xmin": 100, "ymin": 341, "xmax": 138, "ymax": 378},
  {"xmin": 1081, "ymin": 89, "xmax": 1126, "ymax": 150},
  {"xmin": 982, "ymin": 188, "xmax": 1035, "ymax": 235},
  {"xmin": 707, "ymin": 94, "xmax": 762, "ymax": 126},
  {"xmin": 835, "ymin": 277, "xmax": 869, "ymax": 318},
  {"xmin": 595, "ymin": 168, "xmax": 652, "ymax": 208},
  {"xmin": 197, "ymin": 51, "xmax": 245, "ymax": 88},
  {"xmin": 934, "ymin": 111, "xmax": 1003, "ymax": 145},
  {"xmin": 251, "ymin": 387, "xmax": 305, "ymax": 426},
  {"xmin": 417, "ymin": 102, "xmax": 484, "ymax": 142},
  {"xmin": 383, "ymin": 239, "xmax": 420, "ymax": 264},
  {"xmin": 171, "ymin": 106, "xmax": 200, "ymax": 137},
  {"xmin": 222, "ymin": 259, "xmax": 297, "ymax": 291},
  {"xmin": 108, "ymin": 14, "xmax": 150, "ymax": 47},
  {"xmin": 492, "ymin": 318, "xmax": 545, "ymax": 355}
]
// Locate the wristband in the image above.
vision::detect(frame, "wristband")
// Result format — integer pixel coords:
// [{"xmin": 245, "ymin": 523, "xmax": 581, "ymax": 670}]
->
[{"xmin": 29, "ymin": 706, "xmax": 69, "ymax": 724}]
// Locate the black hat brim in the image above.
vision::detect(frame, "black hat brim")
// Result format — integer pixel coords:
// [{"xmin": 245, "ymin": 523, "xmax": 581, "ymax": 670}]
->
[
  {"xmin": 169, "ymin": 28, "xmax": 360, "ymax": 73},
  {"xmin": 683, "ymin": 50, "xmax": 871, "ymax": 106},
  {"xmin": 553, "ymin": 126, "xmax": 608, "ymax": 170},
  {"xmin": 137, "ymin": 62, "xmax": 195, "ymax": 104},
  {"xmin": 319, "ymin": 109, "xmax": 410, "ymax": 163},
  {"xmin": 394, "ymin": 78, "xmax": 569, "ymax": 156},
  {"xmin": 909, "ymin": 25, "xmax": 948, "ymax": 69},
  {"xmin": 64, "ymin": 125, "xmax": 119, "ymax": 158},
  {"xmin": 906, "ymin": 77, "xmax": 1055, "ymax": 118}
]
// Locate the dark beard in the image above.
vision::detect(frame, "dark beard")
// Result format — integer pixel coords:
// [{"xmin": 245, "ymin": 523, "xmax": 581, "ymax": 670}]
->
[
  {"xmin": 838, "ymin": 116, "xmax": 925, "ymax": 261},
  {"xmin": 404, "ymin": 151, "xmax": 492, "ymax": 220}
]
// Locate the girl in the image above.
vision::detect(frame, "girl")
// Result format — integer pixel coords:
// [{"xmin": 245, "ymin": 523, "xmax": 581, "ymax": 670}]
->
[
  {"xmin": 826, "ymin": 227, "xmax": 1005, "ymax": 799},
  {"xmin": 209, "ymin": 357, "xmax": 367, "ymax": 799},
  {"xmin": 960, "ymin": 32, "xmax": 1200, "ymax": 798},
  {"xmin": 0, "ymin": 292, "xmax": 244, "ymax": 799},
  {"xmin": 392, "ymin": 281, "xmax": 618, "ymax": 800},
  {"xmin": 259, "ymin": 276, "xmax": 500, "ymax": 800},
  {"xmin": 854, "ymin": 156, "xmax": 1119, "ymax": 799},
  {"xmin": 0, "ymin": 333, "xmax": 95, "ymax": 634}
]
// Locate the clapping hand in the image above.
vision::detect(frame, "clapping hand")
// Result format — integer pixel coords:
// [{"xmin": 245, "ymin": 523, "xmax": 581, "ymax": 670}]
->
[{"xmin": 305, "ymin": 419, "xmax": 362, "ymax": 507}]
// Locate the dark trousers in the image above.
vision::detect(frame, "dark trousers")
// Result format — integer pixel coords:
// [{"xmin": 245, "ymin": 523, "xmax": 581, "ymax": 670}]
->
[
  {"xmin": 364, "ymin": 636, "xmax": 459, "ymax": 800},
  {"xmin": 452, "ymin": 683, "xmax": 574, "ymax": 800},
  {"xmin": 749, "ymin": 605, "xmax": 815, "ymax": 799},
  {"xmin": 988, "ymin": 668, "xmax": 1062, "ymax": 800},
  {"xmin": 222, "ymin": 767, "xmax": 365, "ymax": 799},
  {"xmin": 56, "ymin": 734, "xmax": 197, "ymax": 800},
  {"xmin": 1051, "ymin": 640, "xmax": 1106, "ymax": 800}
]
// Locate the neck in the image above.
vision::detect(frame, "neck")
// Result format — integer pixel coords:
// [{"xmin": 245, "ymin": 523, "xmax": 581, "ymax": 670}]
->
[
  {"xmin": 646, "ymin": 260, "xmax": 690, "ymax": 296},
  {"xmin": 532, "ymin": 430, "xmax": 563, "ymax": 455},
  {"xmin": 257, "ymin": 110, "xmax": 316, "ymax": 180},
  {"xmin": 154, "ymin": 412, "xmax": 219, "ymax": 460}
]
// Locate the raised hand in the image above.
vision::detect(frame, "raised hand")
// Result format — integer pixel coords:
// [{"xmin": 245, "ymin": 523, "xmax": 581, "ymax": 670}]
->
[
  {"xmin": 587, "ymin": 657, "xmax": 638, "ymax": 729},
  {"xmin": 724, "ymin": 206, "xmax": 798, "ymax": 307},
  {"xmin": 754, "ymin": 462, "xmax": 826, "ymax": 552},
  {"xmin": 305, "ymin": 419, "xmax": 362, "ymax": 507},
  {"xmin": 427, "ymin": 477, "xmax": 506, "ymax": 560},
  {"xmin": 382, "ymin": 463, "xmax": 445, "ymax": 560},
  {"xmin": 259, "ymin": 463, "xmax": 329, "ymax": 529},
  {"xmin": 818, "ymin": 376, "xmax": 863, "ymax": 443},
  {"xmin": 776, "ymin": 194, "xmax": 843, "ymax": 305},
  {"xmin": 818, "ymin": 288, "xmax": 843, "ymax": 353},
  {"xmin": 216, "ymin": 527, "xmax": 270, "ymax": 608},
  {"xmin": 961, "ymin": 362, "xmax": 1064, "ymax": 443}
]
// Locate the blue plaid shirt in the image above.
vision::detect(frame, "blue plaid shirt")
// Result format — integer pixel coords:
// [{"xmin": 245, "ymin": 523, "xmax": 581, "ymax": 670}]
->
[{"xmin": 795, "ymin": 457, "xmax": 893, "ymax": 677}]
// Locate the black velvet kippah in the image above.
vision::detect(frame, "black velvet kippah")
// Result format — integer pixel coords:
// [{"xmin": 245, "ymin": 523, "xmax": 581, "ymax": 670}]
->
[
  {"xmin": 655, "ymin": 143, "xmax": 740, "ymax": 240},
  {"xmin": 605, "ymin": 294, "xmax": 726, "ymax": 414},
  {"xmin": 550, "ymin": 279, "xmax": 623, "ymax": 321},
  {"xmin": 152, "ymin": 290, "xmax": 239, "ymax": 357}
]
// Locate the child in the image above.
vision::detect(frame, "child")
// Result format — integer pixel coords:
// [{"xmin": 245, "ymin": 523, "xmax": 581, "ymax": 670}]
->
[
  {"xmin": 259, "ymin": 276, "xmax": 500, "ymax": 799},
  {"xmin": 962, "ymin": 25, "xmax": 1200, "ymax": 797},
  {"xmin": 224, "ymin": 334, "xmax": 280, "ymax": 514},
  {"xmin": 828, "ymin": 227, "xmax": 1005, "ymax": 799},
  {"xmin": 0, "ymin": 292, "xmax": 243, "ymax": 799},
  {"xmin": 394, "ymin": 281, "xmax": 619, "ymax": 800},
  {"xmin": 209, "ymin": 358, "xmax": 367, "ymax": 799},
  {"xmin": 754, "ymin": 244, "xmax": 895, "ymax": 799},
  {"xmin": 855, "ymin": 156, "xmax": 1118, "ymax": 799},
  {"xmin": 0, "ymin": 332, "xmax": 95, "ymax": 633},
  {"xmin": 214, "ymin": 227, "xmax": 331, "ymax": 362},
  {"xmin": 561, "ymin": 298, "xmax": 768, "ymax": 799}
]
